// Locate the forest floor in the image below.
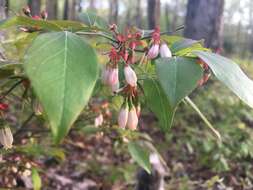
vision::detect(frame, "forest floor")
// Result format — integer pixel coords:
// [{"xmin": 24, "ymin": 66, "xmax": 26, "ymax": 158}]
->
[{"xmin": 1, "ymin": 60, "xmax": 253, "ymax": 190}]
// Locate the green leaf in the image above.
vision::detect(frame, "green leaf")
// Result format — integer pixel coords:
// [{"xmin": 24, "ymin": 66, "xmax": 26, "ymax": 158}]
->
[
  {"xmin": 78, "ymin": 11, "xmax": 109, "ymax": 31},
  {"xmin": 47, "ymin": 20, "xmax": 87, "ymax": 31},
  {"xmin": 24, "ymin": 31, "xmax": 98, "ymax": 143},
  {"xmin": 128, "ymin": 142, "xmax": 151, "ymax": 174},
  {"xmin": 0, "ymin": 16, "xmax": 62, "ymax": 31},
  {"xmin": 171, "ymin": 38, "xmax": 201, "ymax": 53},
  {"xmin": 32, "ymin": 168, "xmax": 42, "ymax": 190},
  {"xmin": 143, "ymin": 78, "xmax": 175, "ymax": 131},
  {"xmin": 193, "ymin": 51, "xmax": 253, "ymax": 108},
  {"xmin": 155, "ymin": 57, "xmax": 203, "ymax": 108},
  {"xmin": 0, "ymin": 16, "xmax": 88, "ymax": 31}
]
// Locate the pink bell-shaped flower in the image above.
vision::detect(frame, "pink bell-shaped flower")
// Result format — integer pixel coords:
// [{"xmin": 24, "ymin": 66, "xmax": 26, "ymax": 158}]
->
[
  {"xmin": 94, "ymin": 114, "xmax": 103, "ymax": 127},
  {"xmin": 160, "ymin": 43, "xmax": 172, "ymax": 58},
  {"xmin": 118, "ymin": 104, "xmax": 129, "ymax": 129},
  {"xmin": 0, "ymin": 126, "xmax": 13, "ymax": 149},
  {"xmin": 147, "ymin": 44, "xmax": 159, "ymax": 59},
  {"xmin": 127, "ymin": 106, "xmax": 138, "ymax": 130},
  {"xmin": 108, "ymin": 67, "xmax": 119, "ymax": 86},
  {"xmin": 124, "ymin": 65, "xmax": 137, "ymax": 87},
  {"xmin": 101, "ymin": 66, "xmax": 110, "ymax": 85}
]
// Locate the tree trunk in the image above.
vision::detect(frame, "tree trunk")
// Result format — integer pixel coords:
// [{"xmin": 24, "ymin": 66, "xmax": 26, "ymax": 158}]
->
[
  {"xmin": 164, "ymin": 3, "xmax": 170, "ymax": 31},
  {"xmin": 171, "ymin": 0, "xmax": 179, "ymax": 31},
  {"xmin": 46, "ymin": 0, "xmax": 57, "ymax": 19},
  {"xmin": 89, "ymin": 0, "xmax": 96, "ymax": 11},
  {"xmin": 109, "ymin": 0, "xmax": 118, "ymax": 24},
  {"xmin": 0, "ymin": 0, "xmax": 7, "ymax": 19},
  {"xmin": 63, "ymin": 0, "xmax": 69, "ymax": 20},
  {"xmin": 28, "ymin": 0, "xmax": 41, "ymax": 16},
  {"xmin": 77, "ymin": 0, "xmax": 82, "ymax": 12},
  {"xmin": 184, "ymin": 0, "xmax": 224, "ymax": 50},
  {"xmin": 69, "ymin": 0, "xmax": 76, "ymax": 20},
  {"xmin": 135, "ymin": 0, "xmax": 142, "ymax": 28},
  {"xmin": 147, "ymin": 0, "xmax": 160, "ymax": 29}
]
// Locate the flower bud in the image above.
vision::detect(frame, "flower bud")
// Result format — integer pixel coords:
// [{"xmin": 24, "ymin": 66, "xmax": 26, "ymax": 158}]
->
[
  {"xmin": 111, "ymin": 80, "xmax": 119, "ymax": 93},
  {"xmin": 160, "ymin": 43, "xmax": 172, "ymax": 58},
  {"xmin": 94, "ymin": 114, "xmax": 103, "ymax": 127},
  {"xmin": 22, "ymin": 6, "xmax": 31, "ymax": 17},
  {"xmin": 0, "ymin": 127, "xmax": 13, "ymax": 149},
  {"xmin": 118, "ymin": 105, "xmax": 129, "ymax": 129},
  {"xmin": 127, "ymin": 106, "xmax": 138, "ymax": 130},
  {"xmin": 124, "ymin": 65, "xmax": 137, "ymax": 87},
  {"xmin": 101, "ymin": 66, "xmax": 110, "ymax": 85},
  {"xmin": 108, "ymin": 67, "xmax": 119, "ymax": 86},
  {"xmin": 147, "ymin": 44, "xmax": 159, "ymax": 59},
  {"xmin": 40, "ymin": 11, "xmax": 48, "ymax": 20}
]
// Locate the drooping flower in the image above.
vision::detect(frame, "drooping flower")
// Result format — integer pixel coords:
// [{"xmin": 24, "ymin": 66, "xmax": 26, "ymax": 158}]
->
[
  {"xmin": 40, "ymin": 11, "xmax": 48, "ymax": 20},
  {"xmin": 0, "ymin": 127, "xmax": 13, "ymax": 149},
  {"xmin": 127, "ymin": 106, "xmax": 138, "ymax": 130},
  {"xmin": 101, "ymin": 66, "xmax": 110, "ymax": 85},
  {"xmin": 159, "ymin": 43, "xmax": 172, "ymax": 58},
  {"xmin": 22, "ymin": 6, "xmax": 31, "ymax": 17},
  {"xmin": 124, "ymin": 65, "xmax": 137, "ymax": 87},
  {"xmin": 111, "ymin": 80, "xmax": 120, "ymax": 93},
  {"xmin": 94, "ymin": 114, "xmax": 103, "ymax": 127},
  {"xmin": 108, "ymin": 67, "xmax": 119, "ymax": 86},
  {"xmin": 118, "ymin": 104, "xmax": 129, "ymax": 129},
  {"xmin": 147, "ymin": 44, "xmax": 159, "ymax": 59}
]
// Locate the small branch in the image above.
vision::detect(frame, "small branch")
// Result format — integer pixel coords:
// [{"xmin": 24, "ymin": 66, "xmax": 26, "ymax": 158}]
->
[
  {"xmin": 141, "ymin": 25, "xmax": 185, "ymax": 40},
  {"xmin": 0, "ymin": 79, "xmax": 24, "ymax": 100},
  {"xmin": 14, "ymin": 112, "xmax": 35, "ymax": 138},
  {"xmin": 76, "ymin": 31, "xmax": 117, "ymax": 43}
]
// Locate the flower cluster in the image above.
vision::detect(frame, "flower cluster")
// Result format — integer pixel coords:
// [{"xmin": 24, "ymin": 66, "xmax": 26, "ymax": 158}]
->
[
  {"xmin": 101, "ymin": 25, "xmax": 174, "ymax": 130},
  {"xmin": 147, "ymin": 27, "xmax": 172, "ymax": 59},
  {"xmin": 20, "ymin": 6, "xmax": 48, "ymax": 32}
]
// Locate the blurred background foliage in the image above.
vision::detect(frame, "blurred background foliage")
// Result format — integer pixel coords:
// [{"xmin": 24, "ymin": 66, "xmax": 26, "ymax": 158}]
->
[{"xmin": 1, "ymin": 0, "xmax": 253, "ymax": 189}]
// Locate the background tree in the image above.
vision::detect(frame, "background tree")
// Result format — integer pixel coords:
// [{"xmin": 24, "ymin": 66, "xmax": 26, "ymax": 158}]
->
[
  {"xmin": 69, "ymin": 0, "xmax": 76, "ymax": 20},
  {"xmin": 184, "ymin": 0, "xmax": 224, "ymax": 50},
  {"xmin": 63, "ymin": 0, "xmax": 69, "ymax": 20},
  {"xmin": 0, "ymin": 0, "xmax": 7, "ymax": 19},
  {"xmin": 46, "ymin": 0, "xmax": 58, "ymax": 19},
  {"xmin": 135, "ymin": 0, "xmax": 142, "ymax": 28},
  {"xmin": 109, "ymin": 0, "xmax": 118, "ymax": 24},
  {"xmin": 89, "ymin": 0, "xmax": 96, "ymax": 11},
  {"xmin": 28, "ymin": 0, "xmax": 41, "ymax": 16},
  {"xmin": 147, "ymin": 0, "xmax": 160, "ymax": 29}
]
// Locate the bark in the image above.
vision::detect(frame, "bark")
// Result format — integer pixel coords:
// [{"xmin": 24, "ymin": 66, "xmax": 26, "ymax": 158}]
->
[
  {"xmin": 135, "ymin": 0, "xmax": 142, "ymax": 28},
  {"xmin": 147, "ymin": 0, "xmax": 160, "ymax": 29},
  {"xmin": 164, "ymin": 3, "xmax": 170, "ymax": 31},
  {"xmin": 109, "ymin": 0, "xmax": 118, "ymax": 24},
  {"xmin": 89, "ymin": 0, "xmax": 96, "ymax": 11},
  {"xmin": 46, "ymin": 0, "xmax": 57, "ymax": 19},
  {"xmin": 69, "ymin": 0, "xmax": 76, "ymax": 20},
  {"xmin": 184, "ymin": 0, "xmax": 224, "ymax": 50},
  {"xmin": 0, "ymin": 0, "xmax": 7, "ymax": 19},
  {"xmin": 63, "ymin": 0, "xmax": 69, "ymax": 20},
  {"xmin": 28, "ymin": 0, "xmax": 41, "ymax": 16},
  {"xmin": 77, "ymin": 0, "xmax": 82, "ymax": 12},
  {"xmin": 171, "ymin": 0, "xmax": 179, "ymax": 31}
]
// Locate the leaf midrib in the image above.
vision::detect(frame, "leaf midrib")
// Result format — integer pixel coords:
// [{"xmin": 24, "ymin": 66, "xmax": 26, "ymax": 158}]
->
[{"xmin": 58, "ymin": 31, "xmax": 68, "ymax": 128}]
